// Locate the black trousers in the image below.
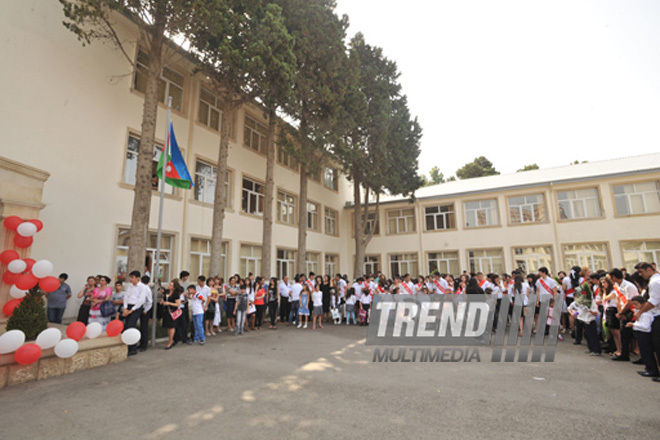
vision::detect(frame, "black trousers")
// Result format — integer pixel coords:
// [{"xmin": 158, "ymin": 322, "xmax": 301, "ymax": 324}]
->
[
  {"xmin": 125, "ymin": 306, "xmax": 143, "ymax": 354},
  {"xmin": 634, "ymin": 330, "xmax": 658, "ymax": 374},
  {"xmin": 575, "ymin": 320, "xmax": 584, "ymax": 343},
  {"xmin": 255, "ymin": 304, "xmax": 266, "ymax": 328},
  {"xmin": 652, "ymin": 316, "xmax": 660, "ymax": 370},
  {"xmin": 268, "ymin": 300, "xmax": 278, "ymax": 326},
  {"xmin": 280, "ymin": 299, "xmax": 290, "ymax": 323},
  {"xmin": 139, "ymin": 310, "xmax": 151, "ymax": 350},
  {"xmin": 584, "ymin": 320, "xmax": 601, "ymax": 354},
  {"xmin": 174, "ymin": 309, "xmax": 189, "ymax": 343},
  {"xmin": 620, "ymin": 324, "xmax": 633, "ymax": 358}
]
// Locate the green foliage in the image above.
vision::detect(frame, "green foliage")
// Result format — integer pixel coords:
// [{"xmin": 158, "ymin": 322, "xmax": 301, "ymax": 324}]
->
[
  {"xmin": 6, "ymin": 288, "xmax": 49, "ymax": 341},
  {"xmin": 455, "ymin": 156, "xmax": 499, "ymax": 179},
  {"xmin": 517, "ymin": 164, "xmax": 539, "ymax": 172},
  {"xmin": 421, "ymin": 166, "xmax": 446, "ymax": 186}
]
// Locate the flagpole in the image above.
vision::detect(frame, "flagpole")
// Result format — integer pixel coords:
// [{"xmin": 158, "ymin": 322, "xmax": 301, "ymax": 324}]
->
[{"xmin": 151, "ymin": 96, "xmax": 171, "ymax": 348}]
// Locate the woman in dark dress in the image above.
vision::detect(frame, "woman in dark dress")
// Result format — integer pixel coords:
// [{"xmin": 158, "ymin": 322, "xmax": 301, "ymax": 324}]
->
[
  {"xmin": 321, "ymin": 275, "xmax": 332, "ymax": 322},
  {"xmin": 161, "ymin": 279, "xmax": 183, "ymax": 350}
]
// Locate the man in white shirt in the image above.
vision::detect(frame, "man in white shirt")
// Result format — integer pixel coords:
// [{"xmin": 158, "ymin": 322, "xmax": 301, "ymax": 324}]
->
[
  {"xmin": 399, "ymin": 274, "xmax": 414, "ymax": 295},
  {"xmin": 279, "ymin": 276, "xmax": 291, "ymax": 324},
  {"xmin": 192, "ymin": 275, "xmax": 210, "ymax": 345},
  {"xmin": 432, "ymin": 273, "xmax": 449, "ymax": 294},
  {"xmin": 289, "ymin": 275, "xmax": 303, "ymax": 325},
  {"xmin": 139, "ymin": 275, "xmax": 154, "ymax": 352},
  {"xmin": 335, "ymin": 274, "xmax": 347, "ymax": 301},
  {"xmin": 122, "ymin": 271, "xmax": 150, "ymax": 355},
  {"xmin": 635, "ymin": 263, "xmax": 660, "ymax": 381},
  {"xmin": 610, "ymin": 268, "xmax": 639, "ymax": 361},
  {"xmin": 352, "ymin": 278, "xmax": 364, "ymax": 299},
  {"xmin": 535, "ymin": 267, "xmax": 558, "ymax": 330}
]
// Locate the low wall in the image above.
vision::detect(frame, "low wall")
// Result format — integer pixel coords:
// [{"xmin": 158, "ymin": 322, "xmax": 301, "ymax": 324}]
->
[{"xmin": 0, "ymin": 331, "xmax": 127, "ymax": 388}]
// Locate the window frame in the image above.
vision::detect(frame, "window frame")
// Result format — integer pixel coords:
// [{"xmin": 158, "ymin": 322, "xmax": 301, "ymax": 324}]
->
[
  {"xmin": 324, "ymin": 167, "xmax": 338, "ymax": 191},
  {"xmin": 197, "ymin": 86, "xmax": 222, "ymax": 132},
  {"xmin": 189, "ymin": 237, "xmax": 228, "ymax": 279},
  {"xmin": 611, "ymin": 180, "xmax": 660, "ymax": 217},
  {"xmin": 276, "ymin": 189, "xmax": 297, "ymax": 226},
  {"xmin": 239, "ymin": 242, "xmax": 262, "ymax": 277},
  {"xmin": 324, "ymin": 206, "xmax": 339, "ymax": 236},
  {"xmin": 122, "ymin": 131, "xmax": 176, "ymax": 196},
  {"xmin": 306, "ymin": 200, "xmax": 321, "ymax": 232},
  {"xmin": 511, "ymin": 245, "xmax": 553, "ymax": 274},
  {"xmin": 132, "ymin": 49, "xmax": 186, "ymax": 113},
  {"xmin": 463, "ymin": 199, "xmax": 500, "ymax": 229},
  {"xmin": 423, "ymin": 203, "xmax": 456, "ymax": 232},
  {"xmin": 386, "ymin": 207, "xmax": 417, "ymax": 235},
  {"xmin": 241, "ymin": 175, "xmax": 265, "ymax": 217},
  {"xmin": 276, "ymin": 248, "xmax": 297, "ymax": 280},
  {"xmin": 507, "ymin": 193, "xmax": 547, "ymax": 225},
  {"xmin": 620, "ymin": 239, "xmax": 660, "ymax": 269},
  {"xmin": 561, "ymin": 242, "xmax": 611, "ymax": 272},
  {"xmin": 466, "ymin": 248, "xmax": 505, "ymax": 275},
  {"xmin": 243, "ymin": 114, "xmax": 268, "ymax": 155},
  {"xmin": 388, "ymin": 252, "xmax": 419, "ymax": 278},
  {"xmin": 555, "ymin": 186, "xmax": 603, "ymax": 222},
  {"xmin": 426, "ymin": 251, "xmax": 460, "ymax": 275}
]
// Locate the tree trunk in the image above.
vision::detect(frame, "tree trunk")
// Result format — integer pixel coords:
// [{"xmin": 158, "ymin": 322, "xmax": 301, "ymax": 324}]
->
[
  {"xmin": 353, "ymin": 174, "xmax": 363, "ymax": 279},
  {"xmin": 126, "ymin": 8, "xmax": 167, "ymax": 275},
  {"xmin": 296, "ymin": 162, "xmax": 308, "ymax": 275},
  {"xmin": 209, "ymin": 106, "xmax": 234, "ymax": 275},
  {"xmin": 261, "ymin": 112, "xmax": 276, "ymax": 279}
]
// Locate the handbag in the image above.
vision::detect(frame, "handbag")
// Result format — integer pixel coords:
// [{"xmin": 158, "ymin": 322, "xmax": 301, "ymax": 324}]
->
[
  {"xmin": 100, "ymin": 300, "xmax": 115, "ymax": 317},
  {"xmin": 169, "ymin": 308, "xmax": 182, "ymax": 320}
]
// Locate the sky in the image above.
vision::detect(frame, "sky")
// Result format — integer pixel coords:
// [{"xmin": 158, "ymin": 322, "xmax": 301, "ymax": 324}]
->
[{"xmin": 334, "ymin": 0, "xmax": 660, "ymax": 176}]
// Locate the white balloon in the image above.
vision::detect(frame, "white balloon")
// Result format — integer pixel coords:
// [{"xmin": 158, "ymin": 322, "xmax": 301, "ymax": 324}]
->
[
  {"xmin": 9, "ymin": 285, "xmax": 27, "ymax": 299},
  {"xmin": 85, "ymin": 322, "xmax": 103, "ymax": 339},
  {"xmin": 7, "ymin": 259, "xmax": 27, "ymax": 274},
  {"xmin": 121, "ymin": 328, "xmax": 141, "ymax": 345},
  {"xmin": 54, "ymin": 339, "xmax": 79, "ymax": 359},
  {"xmin": 35, "ymin": 328, "xmax": 62, "ymax": 349},
  {"xmin": 0, "ymin": 329, "xmax": 26, "ymax": 354},
  {"xmin": 16, "ymin": 222, "xmax": 37, "ymax": 237},
  {"xmin": 31, "ymin": 260, "xmax": 54, "ymax": 279}
]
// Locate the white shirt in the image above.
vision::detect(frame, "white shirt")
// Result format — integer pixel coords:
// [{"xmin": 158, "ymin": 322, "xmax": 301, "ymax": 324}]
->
[
  {"xmin": 491, "ymin": 282, "xmax": 504, "ymax": 299},
  {"xmin": 290, "ymin": 283, "xmax": 303, "ymax": 301},
  {"xmin": 337, "ymin": 279, "xmax": 347, "ymax": 298},
  {"xmin": 508, "ymin": 282, "xmax": 530, "ymax": 306},
  {"xmin": 278, "ymin": 281, "xmax": 291, "ymax": 299},
  {"xmin": 345, "ymin": 295, "xmax": 356, "ymax": 305},
  {"xmin": 633, "ymin": 310, "xmax": 654, "ymax": 333},
  {"xmin": 536, "ymin": 276, "xmax": 558, "ymax": 299},
  {"xmin": 619, "ymin": 279, "xmax": 639, "ymax": 300},
  {"xmin": 433, "ymin": 277, "xmax": 449, "ymax": 294},
  {"xmin": 191, "ymin": 285, "xmax": 210, "ymax": 315},
  {"xmin": 312, "ymin": 290, "xmax": 323, "ymax": 306},
  {"xmin": 360, "ymin": 293, "xmax": 372, "ymax": 304},
  {"xmin": 123, "ymin": 282, "xmax": 150, "ymax": 311},
  {"xmin": 647, "ymin": 273, "xmax": 660, "ymax": 315},
  {"xmin": 352, "ymin": 282, "xmax": 363, "ymax": 299},
  {"xmin": 143, "ymin": 284, "xmax": 153, "ymax": 313}
]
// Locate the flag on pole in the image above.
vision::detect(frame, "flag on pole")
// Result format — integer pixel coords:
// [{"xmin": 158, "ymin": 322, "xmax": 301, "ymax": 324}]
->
[{"xmin": 157, "ymin": 122, "xmax": 194, "ymax": 189}]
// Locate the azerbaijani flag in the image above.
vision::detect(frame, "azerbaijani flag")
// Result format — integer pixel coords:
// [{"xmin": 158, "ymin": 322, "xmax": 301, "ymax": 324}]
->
[{"xmin": 157, "ymin": 122, "xmax": 194, "ymax": 189}]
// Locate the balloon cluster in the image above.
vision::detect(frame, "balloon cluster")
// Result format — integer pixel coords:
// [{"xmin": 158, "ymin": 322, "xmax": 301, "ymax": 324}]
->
[
  {"xmin": 1, "ymin": 216, "xmax": 57, "ymax": 317},
  {"xmin": 0, "ymin": 320, "xmax": 128, "ymax": 365}
]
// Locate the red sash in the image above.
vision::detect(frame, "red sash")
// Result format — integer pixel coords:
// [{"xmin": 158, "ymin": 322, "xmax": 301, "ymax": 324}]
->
[
  {"xmin": 433, "ymin": 279, "xmax": 447, "ymax": 294},
  {"xmin": 564, "ymin": 288, "xmax": 575, "ymax": 298},
  {"xmin": 455, "ymin": 287, "xmax": 464, "ymax": 295},
  {"xmin": 305, "ymin": 279, "xmax": 314, "ymax": 292},
  {"xmin": 538, "ymin": 278, "xmax": 554, "ymax": 296},
  {"xmin": 613, "ymin": 285, "xmax": 628, "ymax": 307},
  {"xmin": 401, "ymin": 282, "xmax": 412, "ymax": 294},
  {"xmin": 377, "ymin": 285, "xmax": 385, "ymax": 294},
  {"xmin": 478, "ymin": 280, "xmax": 486, "ymax": 288}
]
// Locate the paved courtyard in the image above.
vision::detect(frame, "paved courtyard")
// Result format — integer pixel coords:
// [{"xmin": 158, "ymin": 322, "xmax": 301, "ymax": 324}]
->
[{"xmin": 2, "ymin": 325, "xmax": 659, "ymax": 439}]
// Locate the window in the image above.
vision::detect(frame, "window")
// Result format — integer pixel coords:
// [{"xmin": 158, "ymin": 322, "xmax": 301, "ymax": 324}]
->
[
  {"xmin": 387, "ymin": 208, "xmax": 416, "ymax": 234},
  {"xmin": 310, "ymin": 169, "xmax": 322, "ymax": 183},
  {"xmin": 116, "ymin": 228, "xmax": 173, "ymax": 283},
  {"xmin": 306, "ymin": 252, "xmax": 320, "ymax": 275},
  {"xmin": 325, "ymin": 254, "xmax": 339, "ymax": 276},
  {"xmin": 622, "ymin": 241, "xmax": 660, "ymax": 268},
  {"xmin": 190, "ymin": 238, "xmax": 227, "ymax": 279},
  {"xmin": 244, "ymin": 115, "xmax": 267, "ymax": 154},
  {"xmin": 276, "ymin": 249, "xmax": 296, "ymax": 279},
  {"xmin": 277, "ymin": 145, "xmax": 298, "ymax": 170},
  {"xmin": 562, "ymin": 243, "xmax": 609, "ymax": 271},
  {"xmin": 464, "ymin": 200, "xmax": 499, "ymax": 228},
  {"xmin": 355, "ymin": 212, "xmax": 379, "ymax": 236},
  {"xmin": 242, "ymin": 177, "xmax": 264, "ymax": 215},
  {"xmin": 324, "ymin": 207, "xmax": 338, "ymax": 236},
  {"xmin": 277, "ymin": 190, "xmax": 296, "ymax": 225},
  {"xmin": 427, "ymin": 251, "xmax": 459, "ymax": 275},
  {"xmin": 425, "ymin": 204, "xmax": 455, "ymax": 231},
  {"xmin": 133, "ymin": 50, "xmax": 184, "ymax": 112},
  {"xmin": 307, "ymin": 202, "xmax": 319, "ymax": 231},
  {"xmin": 508, "ymin": 194, "xmax": 546, "ymax": 224},
  {"xmin": 198, "ymin": 87, "xmax": 221, "ymax": 131},
  {"xmin": 557, "ymin": 188, "xmax": 602, "ymax": 220},
  {"xmin": 467, "ymin": 249, "xmax": 504, "ymax": 274},
  {"xmin": 324, "ymin": 167, "xmax": 338, "ymax": 191},
  {"xmin": 240, "ymin": 244, "xmax": 262, "ymax": 276},
  {"xmin": 613, "ymin": 181, "xmax": 660, "ymax": 216},
  {"xmin": 513, "ymin": 246, "xmax": 552, "ymax": 274},
  {"xmin": 363, "ymin": 255, "xmax": 380, "ymax": 275},
  {"xmin": 124, "ymin": 134, "xmax": 174, "ymax": 195},
  {"xmin": 389, "ymin": 253, "xmax": 419, "ymax": 277},
  {"xmin": 193, "ymin": 161, "xmax": 230, "ymax": 206}
]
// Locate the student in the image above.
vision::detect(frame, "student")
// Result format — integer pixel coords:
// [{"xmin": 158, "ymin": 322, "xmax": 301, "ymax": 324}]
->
[
  {"xmin": 601, "ymin": 277, "xmax": 622, "ymax": 357},
  {"xmin": 111, "ymin": 281, "xmax": 125, "ymax": 320},
  {"xmin": 45, "ymin": 273, "xmax": 72, "ymax": 324},
  {"xmin": 138, "ymin": 275, "xmax": 153, "ymax": 352},
  {"xmin": 278, "ymin": 276, "xmax": 291, "ymax": 324},
  {"xmin": 359, "ymin": 286, "xmax": 372, "ymax": 325},
  {"xmin": 192, "ymin": 276, "xmax": 210, "ymax": 345},
  {"xmin": 234, "ymin": 282, "xmax": 249, "ymax": 336},
  {"xmin": 625, "ymin": 296, "xmax": 659, "ymax": 377},
  {"xmin": 289, "ymin": 275, "xmax": 302, "ymax": 326},
  {"xmin": 122, "ymin": 271, "xmax": 150, "ymax": 356},
  {"xmin": 311, "ymin": 283, "xmax": 324, "ymax": 330},
  {"xmin": 205, "ymin": 278, "xmax": 219, "ymax": 336},
  {"xmin": 267, "ymin": 277, "xmax": 279, "ymax": 330},
  {"xmin": 254, "ymin": 277, "xmax": 267, "ymax": 330},
  {"xmin": 345, "ymin": 288, "xmax": 357, "ymax": 325},
  {"xmin": 297, "ymin": 284, "xmax": 310, "ymax": 329},
  {"xmin": 509, "ymin": 271, "xmax": 529, "ymax": 336},
  {"xmin": 569, "ymin": 286, "xmax": 600, "ymax": 356}
]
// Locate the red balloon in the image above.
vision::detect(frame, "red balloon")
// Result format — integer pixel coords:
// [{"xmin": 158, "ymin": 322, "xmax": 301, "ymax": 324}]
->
[
  {"xmin": 14, "ymin": 343, "xmax": 42, "ymax": 365},
  {"xmin": 14, "ymin": 235, "xmax": 33, "ymax": 249},
  {"xmin": 2, "ymin": 299, "xmax": 22, "ymax": 317},
  {"xmin": 39, "ymin": 276, "xmax": 60, "ymax": 293},
  {"xmin": 106, "ymin": 319, "xmax": 124, "ymax": 337},
  {"xmin": 28, "ymin": 219, "xmax": 44, "ymax": 232},
  {"xmin": 2, "ymin": 271, "xmax": 20, "ymax": 285},
  {"xmin": 3, "ymin": 216, "xmax": 23, "ymax": 231},
  {"xmin": 0, "ymin": 250, "xmax": 20, "ymax": 265},
  {"xmin": 24, "ymin": 258, "xmax": 37, "ymax": 271},
  {"xmin": 66, "ymin": 322, "xmax": 86, "ymax": 341},
  {"xmin": 15, "ymin": 273, "xmax": 38, "ymax": 290}
]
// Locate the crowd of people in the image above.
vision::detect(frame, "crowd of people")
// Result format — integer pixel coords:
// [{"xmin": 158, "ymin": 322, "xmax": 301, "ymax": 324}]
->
[{"xmin": 45, "ymin": 261, "xmax": 660, "ymax": 380}]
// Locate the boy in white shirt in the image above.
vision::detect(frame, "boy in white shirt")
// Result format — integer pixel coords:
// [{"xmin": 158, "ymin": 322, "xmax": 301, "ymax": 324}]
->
[
  {"xmin": 192, "ymin": 276, "xmax": 210, "ymax": 345},
  {"xmin": 626, "ymin": 296, "xmax": 659, "ymax": 378}
]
